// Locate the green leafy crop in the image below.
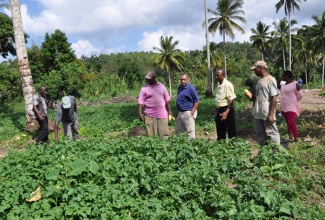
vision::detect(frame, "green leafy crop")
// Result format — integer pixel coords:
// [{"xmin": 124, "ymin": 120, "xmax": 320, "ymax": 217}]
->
[{"xmin": 0, "ymin": 136, "xmax": 324, "ymax": 219}]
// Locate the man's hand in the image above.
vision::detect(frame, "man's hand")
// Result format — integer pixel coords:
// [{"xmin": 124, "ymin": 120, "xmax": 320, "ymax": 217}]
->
[
  {"xmin": 220, "ymin": 111, "xmax": 228, "ymax": 121},
  {"xmin": 268, "ymin": 115, "xmax": 275, "ymax": 125},
  {"xmin": 139, "ymin": 113, "xmax": 145, "ymax": 122},
  {"xmin": 39, "ymin": 115, "xmax": 44, "ymax": 121},
  {"xmin": 211, "ymin": 109, "xmax": 217, "ymax": 115}
]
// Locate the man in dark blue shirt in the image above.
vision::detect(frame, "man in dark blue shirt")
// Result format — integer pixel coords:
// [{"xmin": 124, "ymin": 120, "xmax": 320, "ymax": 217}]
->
[{"xmin": 175, "ymin": 73, "xmax": 200, "ymax": 139}]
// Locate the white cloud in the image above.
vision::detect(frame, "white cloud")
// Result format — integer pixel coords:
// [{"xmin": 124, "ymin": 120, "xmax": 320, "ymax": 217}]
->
[
  {"xmin": 5, "ymin": 0, "xmax": 323, "ymax": 57},
  {"xmin": 71, "ymin": 40, "xmax": 101, "ymax": 58}
]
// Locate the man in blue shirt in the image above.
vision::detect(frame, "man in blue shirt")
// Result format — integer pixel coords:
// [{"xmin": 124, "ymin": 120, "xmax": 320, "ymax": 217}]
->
[{"xmin": 176, "ymin": 73, "xmax": 200, "ymax": 139}]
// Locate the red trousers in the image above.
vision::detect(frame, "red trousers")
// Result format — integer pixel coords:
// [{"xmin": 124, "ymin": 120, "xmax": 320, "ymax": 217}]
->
[{"xmin": 281, "ymin": 111, "xmax": 298, "ymax": 138}]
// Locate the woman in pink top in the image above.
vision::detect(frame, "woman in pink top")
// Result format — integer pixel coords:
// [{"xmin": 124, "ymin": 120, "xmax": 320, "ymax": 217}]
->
[{"xmin": 280, "ymin": 70, "xmax": 303, "ymax": 142}]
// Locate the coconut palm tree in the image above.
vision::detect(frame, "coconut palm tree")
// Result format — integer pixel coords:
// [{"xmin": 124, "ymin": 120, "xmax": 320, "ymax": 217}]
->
[
  {"xmin": 10, "ymin": 0, "xmax": 35, "ymax": 125},
  {"xmin": 271, "ymin": 17, "xmax": 298, "ymax": 70},
  {"xmin": 206, "ymin": 0, "xmax": 246, "ymax": 78},
  {"xmin": 250, "ymin": 21, "xmax": 271, "ymax": 61},
  {"xmin": 293, "ymin": 36, "xmax": 313, "ymax": 89},
  {"xmin": 203, "ymin": 42, "xmax": 222, "ymax": 90},
  {"xmin": 203, "ymin": 42, "xmax": 223, "ymax": 74},
  {"xmin": 0, "ymin": 0, "xmax": 9, "ymax": 9},
  {"xmin": 153, "ymin": 36, "xmax": 184, "ymax": 97},
  {"xmin": 275, "ymin": 0, "xmax": 306, "ymax": 70},
  {"xmin": 302, "ymin": 12, "xmax": 325, "ymax": 88},
  {"xmin": 204, "ymin": 0, "xmax": 212, "ymax": 97}
]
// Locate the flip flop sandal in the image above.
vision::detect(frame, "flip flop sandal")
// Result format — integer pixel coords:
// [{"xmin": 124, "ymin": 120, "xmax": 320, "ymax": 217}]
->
[{"xmin": 284, "ymin": 139, "xmax": 293, "ymax": 143}]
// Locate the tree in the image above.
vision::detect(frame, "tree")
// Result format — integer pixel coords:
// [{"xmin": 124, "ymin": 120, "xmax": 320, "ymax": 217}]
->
[
  {"xmin": 250, "ymin": 21, "xmax": 271, "ymax": 61},
  {"xmin": 275, "ymin": 0, "xmax": 306, "ymax": 70},
  {"xmin": 302, "ymin": 12, "xmax": 325, "ymax": 88},
  {"xmin": 271, "ymin": 17, "xmax": 297, "ymax": 70},
  {"xmin": 33, "ymin": 29, "xmax": 80, "ymax": 98},
  {"xmin": 203, "ymin": 42, "xmax": 222, "ymax": 92},
  {"xmin": 0, "ymin": 12, "xmax": 17, "ymax": 58},
  {"xmin": 203, "ymin": 42, "xmax": 222, "ymax": 90},
  {"xmin": 206, "ymin": 0, "xmax": 246, "ymax": 78},
  {"xmin": 118, "ymin": 58, "xmax": 143, "ymax": 89},
  {"xmin": 41, "ymin": 29, "xmax": 76, "ymax": 72},
  {"xmin": 204, "ymin": 0, "xmax": 212, "ymax": 97},
  {"xmin": 10, "ymin": 0, "xmax": 35, "ymax": 125},
  {"xmin": 153, "ymin": 36, "xmax": 184, "ymax": 97}
]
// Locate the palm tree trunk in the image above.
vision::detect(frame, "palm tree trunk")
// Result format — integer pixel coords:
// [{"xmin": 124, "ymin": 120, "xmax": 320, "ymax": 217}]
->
[
  {"xmin": 10, "ymin": 0, "xmax": 35, "ymax": 125},
  {"xmin": 223, "ymin": 30, "xmax": 227, "ymax": 78},
  {"xmin": 314, "ymin": 69, "xmax": 316, "ymax": 88},
  {"xmin": 204, "ymin": 0, "xmax": 212, "ymax": 97},
  {"xmin": 322, "ymin": 51, "xmax": 325, "ymax": 88},
  {"xmin": 168, "ymin": 71, "xmax": 172, "ymax": 97},
  {"xmin": 282, "ymin": 48, "xmax": 286, "ymax": 70},
  {"xmin": 288, "ymin": 13, "xmax": 292, "ymax": 70},
  {"xmin": 261, "ymin": 52, "xmax": 264, "ymax": 61},
  {"xmin": 305, "ymin": 69, "xmax": 308, "ymax": 89}
]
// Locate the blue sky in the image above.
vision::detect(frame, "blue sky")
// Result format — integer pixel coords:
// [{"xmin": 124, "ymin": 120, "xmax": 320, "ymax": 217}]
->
[{"xmin": 3, "ymin": 0, "xmax": 324, "ymax": 58}]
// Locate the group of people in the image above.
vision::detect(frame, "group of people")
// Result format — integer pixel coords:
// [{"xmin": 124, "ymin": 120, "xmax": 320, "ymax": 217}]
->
[
  {"xmin": 139, "ymin": 60, "xmax": 303, "ymax": 146},
  {"xmin": 33, "ymin": 60, "xmax": 303, "ymax": 146},
  {"xmin": 138, "ymin": 71, "xmax": 199, "ymax": 139},
  {"xmin": 33, "ymin": 86, "xmax": 80, "ymax": 144},
  {"xmin": 138, "ymin": 69, "xmax": 237, "ymax": 140}
]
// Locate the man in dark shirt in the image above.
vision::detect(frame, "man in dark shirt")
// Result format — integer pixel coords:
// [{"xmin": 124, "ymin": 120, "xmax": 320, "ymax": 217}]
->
[
  {"xmin": 54, "ymin": 96, "xmax": 80, "ymax": 141},
  {"xmin": 33, "ymin": 86, "xmax": 49, "ymax": 144},
  {"xmin": 175, "ymin": 73, "xmax": 200, "ymax": 139}
]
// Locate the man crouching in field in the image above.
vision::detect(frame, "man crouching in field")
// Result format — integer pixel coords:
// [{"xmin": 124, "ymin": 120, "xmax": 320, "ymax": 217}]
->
[
  {"xmin": 138, "ymin": 71, "xmax": 173, "ymax": 138},
  {"xmin": 54, "ymin": 96, "xmax": 80, "ymax": 141}
]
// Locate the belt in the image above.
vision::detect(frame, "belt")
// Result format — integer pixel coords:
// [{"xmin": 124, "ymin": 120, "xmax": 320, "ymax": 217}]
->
[{"xmin": 216, "ymin": 106, "xmax": 228, "ymax": 110}]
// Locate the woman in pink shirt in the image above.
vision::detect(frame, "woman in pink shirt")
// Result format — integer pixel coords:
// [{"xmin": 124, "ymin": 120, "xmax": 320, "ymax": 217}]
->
[{"xmin": 280, "ymin": 70, "xmax": 303, "ymax": 142}]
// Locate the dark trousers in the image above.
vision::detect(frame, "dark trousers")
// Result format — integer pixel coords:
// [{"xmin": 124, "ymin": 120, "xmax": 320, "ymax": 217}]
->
[
  {"xmin": 215, "ymin": 106, "xmax": 236, "ymax": 140},
  {"xmin": 36, "ymin": 116, "xmax": 49, "ymax": 144}
]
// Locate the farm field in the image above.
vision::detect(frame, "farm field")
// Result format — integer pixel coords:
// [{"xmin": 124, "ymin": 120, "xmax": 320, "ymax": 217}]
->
[{"xmin": 0, "ymin": 89, "xmax": 325, "ymax": 219}]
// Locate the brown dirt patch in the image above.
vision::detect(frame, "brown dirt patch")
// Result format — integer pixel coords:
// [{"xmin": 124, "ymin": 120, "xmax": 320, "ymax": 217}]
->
[
  {"xmin": 297, "ymin": 89, "xmax": 325, "ymax": 111},
  {"xmin": 0, "ymin": 148, "xmax": 6, "ymax": 158}
]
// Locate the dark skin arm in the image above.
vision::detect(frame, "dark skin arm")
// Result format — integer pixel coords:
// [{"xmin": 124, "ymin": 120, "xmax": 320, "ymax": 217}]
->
[
  {"xmin": 268, "ymin": 96, "xmax": 277, "ymax": 125},
  {"xmin": 74, "ymin": 102, "xmax": 77, "ymax": 113},
  {"xmin": 190, "ymin": 102, "xmax": 199, "ymax": 117},
  {"xmin": 33, "ymin": 105, "xmax": 44, "ymax": 121},
  {"xmin": 54, "ymin": 122, "xmax": 59, "ymax": 141},
  {"xmin": 245, "ymin": 93, "xmax": 256, "ymax": 102},
  {"xmin": 166, "ymin": 101, "xmax": 173, "ymax": 117},
  {"xmin": 220, "ymin": 99, "xmax": 234, "ymax": 121},
  {"xmin": 138, "ymin": 104, "xmax": 145, "ymax": 121},
  {"xmin": 296, "ymin": 83, "xmax": 301, "ymax": 91}
]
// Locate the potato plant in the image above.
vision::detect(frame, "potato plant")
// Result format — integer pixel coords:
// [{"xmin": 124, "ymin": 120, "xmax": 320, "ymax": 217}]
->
[{"xmin": 0, "ymin": 136, "xmax": 324, "ymax": 219}]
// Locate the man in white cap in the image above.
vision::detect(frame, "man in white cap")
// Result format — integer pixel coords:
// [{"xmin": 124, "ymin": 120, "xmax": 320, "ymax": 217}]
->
[
  {"xmin": 249, "ymin": 61, "xmax": 280, "ymax": 146},
  {"xmin": 138, "ymin": 71, "xmax": 173, "ymax": 138},
  {"xmin": 54, "ymin": 95, "xmax": 80, "ymax": 141}
]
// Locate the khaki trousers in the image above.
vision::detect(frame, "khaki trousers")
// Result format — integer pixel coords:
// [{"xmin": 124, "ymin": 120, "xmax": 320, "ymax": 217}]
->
[
  {"xmin": 254, "ymin": 118, "xmax": 280, "ymax": 146},
  {"xmin": 175, "ymin": 110, "xmax": 197, "ymax": 139},
  {"xmin": 144, "ymin": 116, "xmax": 169, "ymax": 138}
]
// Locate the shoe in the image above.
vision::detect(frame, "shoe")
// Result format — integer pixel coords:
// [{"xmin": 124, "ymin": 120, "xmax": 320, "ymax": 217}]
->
[{"xmin": 284, "ymin": 139, "xmax": 293, "ymax": 143}]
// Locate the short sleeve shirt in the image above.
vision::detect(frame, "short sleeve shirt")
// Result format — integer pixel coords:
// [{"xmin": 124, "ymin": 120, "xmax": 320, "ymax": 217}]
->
[
  {"xmin": 280, "ymin": 81, "xmax": 303, "ymax": 116},
  {"xmin": 33, "ymin": 94, "xmax": 48, "ymax": 116},
  {"xmin": 138, "ymin": 82, "xmax": 170, "ymax": 118},
  {"xmin": 253, "ymin": 75, "xmax": 279, "ymax": 120},
  {"xmin": 176, "ymin": 83, "xmax": 200, "ymax": 111},
  {"xmin": 55, "ymin": 96, "xmax": 77, "ymax": 123},
  {"xmin": 215, "ymin": 78, "xmax": 237, "ymax": 108}
]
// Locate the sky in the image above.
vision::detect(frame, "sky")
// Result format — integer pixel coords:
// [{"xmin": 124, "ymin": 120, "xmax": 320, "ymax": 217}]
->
[{"xmin": 3, "ymin": 0, "xmax": 325, "ymax": 58}]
